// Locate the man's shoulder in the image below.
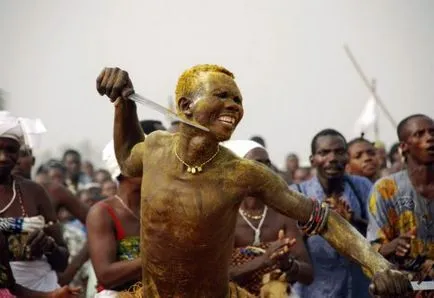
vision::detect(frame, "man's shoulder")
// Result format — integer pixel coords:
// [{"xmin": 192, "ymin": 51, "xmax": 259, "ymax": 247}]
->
[
  {"xmin": 346, "ymin": 174, "xmax": 373, "ymax": 189},
  {"xmin": 144, "ymin": 130, "xmax": 173, "ymax": 146},
  {"xmin": 372, "ymin": 171, "xmax": 407, "ymax": 201},
  {"xmin": 16, "ymin": 176, "xmax": 45, "ymax": 192},
  {"xmin": 219, "ymin": 149, "xmax": 275, "ymax": 184},
  {"xmin": 219, "ymin": 147, "xmax": 249, "ymax": 171},
  {"xmin": 291, "ymin": 177, "xmax": 315, "ymax": 192}
]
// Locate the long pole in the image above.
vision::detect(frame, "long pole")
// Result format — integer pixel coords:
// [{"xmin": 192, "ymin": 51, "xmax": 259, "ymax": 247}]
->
[
  {"xmin": 343, "ymin": 45, "xmax": 397, "ymax": 128},
  {"xmin": 371, "ymin": 79, "xmax": 380, "ymax": 141}
]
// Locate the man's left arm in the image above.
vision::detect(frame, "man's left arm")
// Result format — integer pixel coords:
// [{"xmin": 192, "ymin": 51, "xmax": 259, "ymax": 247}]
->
[
  {"xmin": 249, "ymin": 161, "xmax": 391, "ymax": 278},
  {"xmin": 282, "ymin": 217, "xmax": 313, "ymax": 285},
  {"xmin": 34, "ymin": 183, "xmax": 69, "ymax": 272},
  {"xmin": 48, "ymin": 183, "xmax": 89, "ymax": 224}
]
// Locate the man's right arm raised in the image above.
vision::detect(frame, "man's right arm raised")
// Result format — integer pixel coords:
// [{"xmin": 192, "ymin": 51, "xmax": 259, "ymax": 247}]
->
[{"xmin": 97, "ymin": 67, "xmax": 145, "ymax": 177}]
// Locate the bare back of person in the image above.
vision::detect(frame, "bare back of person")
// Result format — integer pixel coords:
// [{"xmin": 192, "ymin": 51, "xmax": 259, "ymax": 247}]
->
[
  {"xmin": 41, "ymin": 181, "xmax": 88, "ymax": 224},
  {"xmin": 97, "ymin": 196, "xmax": 140, "ymax": 239},
  {"xmin": 2, "ymin": 176, "xmax": 41, "ymax": 218}
]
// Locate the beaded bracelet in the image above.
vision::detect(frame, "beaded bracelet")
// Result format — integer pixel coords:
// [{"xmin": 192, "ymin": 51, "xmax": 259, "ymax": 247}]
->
[
  {"xmin": 298, "ymin": 199, "xmax": 330, "ymax": 236},
  {"xmin": 299, "ymin": 199, "xmax": 320, "ymax": 235},
  {"xmin": 298, "ymin": 199, "xmax": 320, "ymax": 234},
  {"xmin": 316, "ymin": 202, "xmax": 330, "ymax": 234}
]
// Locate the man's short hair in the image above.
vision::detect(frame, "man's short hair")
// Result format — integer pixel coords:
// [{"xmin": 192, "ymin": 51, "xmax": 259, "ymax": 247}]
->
[
  {"xmin": 311, "ymin": 129, "xmax": 347, "ymax": 154},
  {"xmin": 62, "ymin": 149, "xmax": 81, "ymax": 161},
  {"xmin": 175, "ymin": 64, "xmax": 234, "ymax": 112},
  {"xmin": 46, "ymin": 159, "xmax": 67, "ymax": 175},
  {"xmin": 397, "ymin": 114, "xmax": 430, "ymax": 141},
  {"xmin": 347, "ymin": 133, "xmax": 373, "ymax": 149},
  {"xmin": 250, "ymin": 136, "xmax": 266, "ymax": 147},
  {"xmin": 140, "ymin": 120, "xmax": 165, "ymax": 134},
  {"xmin": 388, "ymin": 142, "xmax": 400, "ymax": 164}
]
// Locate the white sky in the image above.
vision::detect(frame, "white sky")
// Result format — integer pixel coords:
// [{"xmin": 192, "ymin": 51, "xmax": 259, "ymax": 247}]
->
[{"xmin": 1, "ymin": 0, "xmax": 433, "ymax": 168}]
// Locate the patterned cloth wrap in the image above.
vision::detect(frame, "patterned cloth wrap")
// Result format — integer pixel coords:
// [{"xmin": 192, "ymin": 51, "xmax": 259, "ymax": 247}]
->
[
  {"xmin": 118, "ymin": 237, "xmax": 140, "ymax": 261},
  {"xmin": 0, "ymin": 216, "xmax": 45, "ymax": 234},
  {"xmin": 231, "ymin": 243, "xmax": 281, "ymax": 296},
  {"xmin": 0, "ymin": 216, "xmax": 45, "ymax": 261}
]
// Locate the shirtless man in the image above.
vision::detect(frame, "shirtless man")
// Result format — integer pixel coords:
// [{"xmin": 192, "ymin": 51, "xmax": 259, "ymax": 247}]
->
[
  {"xmin": 223, "ymin": 140, "xmax": 312, "ymax": 296},
  {"xmin": 13, "ymin": 155, "xmax": 88, "ymax": 224},
  {"xmin": 0, "ymin": 112, "xmax": 69, "ymax": 291},
  {"xmin": 11, "ymin": 128, "xmax": 89, "ymax": 289},
  {"xmin": 96, "ymin": 65, "xmax": 410, "ymax": 297}
]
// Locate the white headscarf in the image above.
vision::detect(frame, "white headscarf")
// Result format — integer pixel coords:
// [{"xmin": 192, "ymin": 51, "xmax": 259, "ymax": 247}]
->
[
  {"xmin": 0, "ymin": 111, "xmax": 46, "ymax": 149},
  {"xmin": 221, "ymin": 139, "xmax": 265, "ymax": 158},
  {"xmin": 102, "ymin": 140, "xmax": 121, "ymax": 181},
  {"xmin": 102, "ymin": 135, "xmax": 146, "ymax": 180}
]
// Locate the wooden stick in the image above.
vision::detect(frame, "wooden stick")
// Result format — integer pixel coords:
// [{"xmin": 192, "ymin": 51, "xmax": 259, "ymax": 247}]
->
[
  {"xmin": 371, "ymin": 79, "xmax": 380, "ymax": 141},
  {"xmin": 343, "ymin": 45, "xmax": 397, "ymax": 128}
]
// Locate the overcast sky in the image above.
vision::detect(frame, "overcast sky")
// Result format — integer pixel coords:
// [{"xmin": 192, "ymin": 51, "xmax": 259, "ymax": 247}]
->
[{"xmin": 1, "ymin": 0, "xmax": 433, "ymax": 168}]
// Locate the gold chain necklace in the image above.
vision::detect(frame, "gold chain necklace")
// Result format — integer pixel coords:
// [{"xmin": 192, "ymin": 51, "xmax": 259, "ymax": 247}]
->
[{"xmin": 174, "ymin": 144, "xmax": 220, "ymax": 174}]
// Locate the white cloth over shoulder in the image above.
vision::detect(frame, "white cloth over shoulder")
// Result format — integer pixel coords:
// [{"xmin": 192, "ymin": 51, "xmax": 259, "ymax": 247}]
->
[
  {"xmin": 10, "ymin": 258, "xmax": 59, "ymax": 291},
  {"xmin": 0, "ymin": 111, "xmax": 46, "ymax": 149},
  {"xmin": 221, "ymin": 139, "xmax": 264, "ymax": 158}
]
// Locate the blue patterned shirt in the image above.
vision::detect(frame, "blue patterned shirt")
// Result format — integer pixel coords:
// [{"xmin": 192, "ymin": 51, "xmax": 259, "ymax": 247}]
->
[{"xmin": 290, "ymin": 175, "xmax": 372, "ymax": 298}]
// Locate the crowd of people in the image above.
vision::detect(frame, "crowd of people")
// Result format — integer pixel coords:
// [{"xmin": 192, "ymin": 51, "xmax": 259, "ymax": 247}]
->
[{"xmin": 0, "ymin": 64, "xmax": 432, "ymax": 297}]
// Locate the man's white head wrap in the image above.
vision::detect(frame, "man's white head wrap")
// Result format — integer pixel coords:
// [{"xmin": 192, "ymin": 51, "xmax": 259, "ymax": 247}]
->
[
  {"xmin": 0, "ymin": 111, "xmax": 47, "ymax": 149},
  {"xmin": 102, "ymin": 135, "xmax": 147, "ymax": 181},
  {"xmin": 102, "ymin": 140, "xmax": 121, "ymax": 181},
  {"xmin": 221, "ymin": 140, "xmax": 265, "ymax": 158}
]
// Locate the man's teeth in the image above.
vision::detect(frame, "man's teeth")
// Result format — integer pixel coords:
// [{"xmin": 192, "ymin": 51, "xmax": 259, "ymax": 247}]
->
[{"xmin": 218, "ymin": 116, "xmax": 235, "ymax": 124}]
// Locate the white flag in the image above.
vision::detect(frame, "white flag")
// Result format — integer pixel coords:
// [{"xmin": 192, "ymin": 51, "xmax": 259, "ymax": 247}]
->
[{"xmin": 354, "ymin": 97, "xmax": 377, "ymax": 135}]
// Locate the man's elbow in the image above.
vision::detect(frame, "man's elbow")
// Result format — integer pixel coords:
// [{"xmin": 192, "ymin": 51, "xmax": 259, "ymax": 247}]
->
[
  {"xmin": 293, "ymin": 262, "xmax": 314, "ymax": 285},
  {"xmin": 303, "ymin": 266, "xmax": 314, "ymax": 285},
  {"xmin": 96, "ymin": 269, "xmax": 120, "ymax": 289},
  {"xmin": 97, "ymin": 273, "xmax": 114, "ymax": 289},
  {"xmin": 52, "ymin": 254, "xmax": 69, "ymax": 272}
]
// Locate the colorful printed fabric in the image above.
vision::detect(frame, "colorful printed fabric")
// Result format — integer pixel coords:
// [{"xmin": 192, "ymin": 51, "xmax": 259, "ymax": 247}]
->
[
  {"xmin": 367, "ymin": 170, "xmax": 434, "ymax": 267},
  {"xmin": 230, "ymin": 243, "xmax": 275, "ymax": 296},
  {"xmin": 0, "ymin": 218, "xmax": 23, "ymax": 234},
  {"xmin": 5, "ymin": 216, "xmax": 45, "ymax": 261},
  {"xmin": 290, "ymin": 175, "xmax": 372, "ymax": 298},
  {"xmin": 118, "ymin": 236, "xmax": 140, "ymax": 261}
]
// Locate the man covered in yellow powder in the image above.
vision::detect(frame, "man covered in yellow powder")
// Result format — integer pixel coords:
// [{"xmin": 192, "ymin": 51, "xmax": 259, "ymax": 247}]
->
[{"xmin": 96, "ymin": 65, "xmax": 411, "ymax": 297}]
